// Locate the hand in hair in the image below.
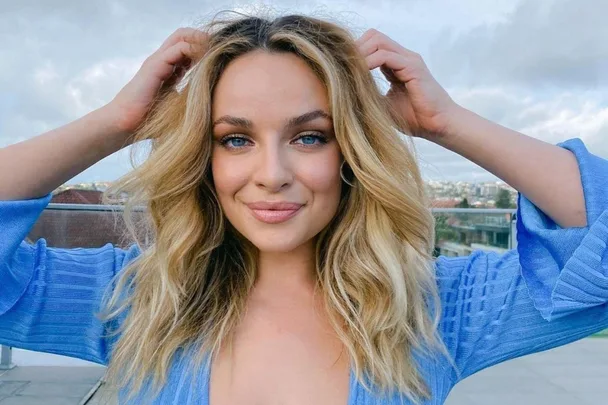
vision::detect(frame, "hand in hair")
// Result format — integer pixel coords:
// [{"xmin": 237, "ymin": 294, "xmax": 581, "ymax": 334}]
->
[
  {"xmin": 358, "ymin": 29, "xmax": 587, "ymax": 228},
  {"xmin": 357, "ymin": 29, "xmax": 458, "ymax": 140},
  {"xmin": 106, "ymin": 27, "xmax": 208, "ymax": 135}
]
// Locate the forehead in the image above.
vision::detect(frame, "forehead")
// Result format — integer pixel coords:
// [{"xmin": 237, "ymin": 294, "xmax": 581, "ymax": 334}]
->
[{"xmin": 212, "ymin": 50, "xmax": 330, "ymax": 121}]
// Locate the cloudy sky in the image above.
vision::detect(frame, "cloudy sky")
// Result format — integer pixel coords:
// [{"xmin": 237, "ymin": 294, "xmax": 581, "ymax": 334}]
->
[{"xmin": 1, "ymin": 0, "xmax": 606, "ymax": 184}]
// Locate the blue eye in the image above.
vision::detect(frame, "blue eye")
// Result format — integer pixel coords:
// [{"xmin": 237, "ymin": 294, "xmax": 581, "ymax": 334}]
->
[
  {"xmin": 300, "ymin": 136, "xmax": 317, "ymax": 145},
  {"xmin": 219, "ymin": 132, "xmax": 328, "ymax": 150},
  {"xmin": 294, "ymin": 133, "xmax": 328, "ymax": 147},
  {"xmin": 227, "ymin": 138, "xmax": 247, "ymax": 147},
  {"xmin": 220, "ymin": 136, "xmax": 251, "ymax": 149}
]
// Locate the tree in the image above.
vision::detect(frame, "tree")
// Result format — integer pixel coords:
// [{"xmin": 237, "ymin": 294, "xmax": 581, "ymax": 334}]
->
[
  {"xmin": 455, "ymin": 197, "xmax": 471, "ymax": 222},
  {"xmin": 455, "ymin": 197, "xmax": 470, "ymax": 208},
  {"xmin": 433, "ymin": 213, "xmax": 458, "ymax": 257},
  {"xmin": 495, "ymin": 189, "xmax": 515, "ymax": 208}
]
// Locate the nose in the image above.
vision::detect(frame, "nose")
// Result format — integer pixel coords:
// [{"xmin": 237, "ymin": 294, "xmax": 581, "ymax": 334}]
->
[{"xmin": 253, "ymin": 141, "xmax": 293, "ymax": 192}]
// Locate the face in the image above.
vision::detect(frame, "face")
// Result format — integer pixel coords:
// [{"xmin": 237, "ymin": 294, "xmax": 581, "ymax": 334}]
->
[{"xmin": 211, "ymin": 50, "xmax": 342, "ymax": 253}]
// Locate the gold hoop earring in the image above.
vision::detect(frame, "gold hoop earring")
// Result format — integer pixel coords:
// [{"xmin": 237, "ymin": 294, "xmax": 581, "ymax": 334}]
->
[{"xmin": 340, "ymin": 161, "xmax": 355, "ymax": 187}]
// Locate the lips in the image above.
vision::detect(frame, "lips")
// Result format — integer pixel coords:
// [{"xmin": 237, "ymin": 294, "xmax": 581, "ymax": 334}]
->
[
  {"xmin": 245, "ymin": 201, "xmax": 304, "ymax": 224},
  {"xmin": 246, "ymin": 201, "xmax": 303, "ymax": 210}
]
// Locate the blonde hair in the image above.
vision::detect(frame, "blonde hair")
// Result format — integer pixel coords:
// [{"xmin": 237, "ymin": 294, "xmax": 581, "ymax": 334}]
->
[{"xmin": 99, "ymin": 11, "xmax": 446, "ymax": 404}]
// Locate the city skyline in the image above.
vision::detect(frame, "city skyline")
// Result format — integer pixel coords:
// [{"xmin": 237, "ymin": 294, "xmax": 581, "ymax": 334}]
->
[{"xmin": 58, "ymin": 177, "xmax": 519, "ymax": 208}]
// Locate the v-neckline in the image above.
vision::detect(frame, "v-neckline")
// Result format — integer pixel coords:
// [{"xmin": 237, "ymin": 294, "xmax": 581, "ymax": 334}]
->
[{"xmin": 198, "ymin": 353, "xmax": 358, "ymax": 405}]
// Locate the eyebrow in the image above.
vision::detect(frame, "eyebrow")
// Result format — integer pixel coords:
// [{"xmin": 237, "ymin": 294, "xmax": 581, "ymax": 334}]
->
[{"xmin": 212, "ymin": 109, "xmax": 332, "ymax": 129}]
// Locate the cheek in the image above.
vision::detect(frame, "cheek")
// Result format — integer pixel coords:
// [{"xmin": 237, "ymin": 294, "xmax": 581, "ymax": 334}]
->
[
  {"xmin": 302, "ymin": 162, "xmax": 341, "ymax": 191},
  {"xmin": 298, "ymin": 153, "xmax": 342, "ymax": 205},
  {"xmin": 211, "ymin": 153, "xmax": 247, "ymax": 198}
]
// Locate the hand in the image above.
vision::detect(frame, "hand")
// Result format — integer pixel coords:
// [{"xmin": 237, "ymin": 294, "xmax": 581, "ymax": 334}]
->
[
  {"xmin": 105, "ymin": 28, "xmax": 208, "ymax": 135},
  {"xmin": 356, "ymin": 29, "xmax": 460, "ymax": 140}
]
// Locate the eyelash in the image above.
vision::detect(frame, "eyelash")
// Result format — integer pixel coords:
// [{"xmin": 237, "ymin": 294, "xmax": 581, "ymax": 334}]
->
[{"xmin": 218, "ymin": 132, "xmax": 329, "ymax": 150}]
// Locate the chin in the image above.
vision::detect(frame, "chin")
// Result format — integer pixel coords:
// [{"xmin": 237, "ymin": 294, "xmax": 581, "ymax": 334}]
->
[{"xmin": 246, "ymin": 231, "xmax": 312, "ymax": 254}]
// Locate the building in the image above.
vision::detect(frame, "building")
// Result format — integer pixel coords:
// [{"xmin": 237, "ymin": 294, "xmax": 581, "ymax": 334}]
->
[
  {"xmin": 435, "ymin": 211, "xmax": 515, "ymax": 257},
  {"xmin": 25, "ymin": 189, "xmax": 149, "ymax": 249}
]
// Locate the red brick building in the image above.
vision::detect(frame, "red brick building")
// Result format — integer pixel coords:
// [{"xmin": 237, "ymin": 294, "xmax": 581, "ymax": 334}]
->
[{"xmin": 26, "ymin": 189, "xmax": 149, "ymax": 249}]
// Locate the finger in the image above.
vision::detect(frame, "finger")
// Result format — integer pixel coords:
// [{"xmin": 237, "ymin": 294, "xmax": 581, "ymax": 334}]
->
[
  {"xmin": 158, "ymin": 27, "xmax": 208, "ymax": 53},
  {"xmin": 162, "ymin": 41, "xmax": 204, "ymax": 66},
  {"xmin": 365, "ymin": 49, "xmax": 419, "ymax": 83},
  {"xmin": 355, "ymin": 28, "xmax": 378, "ymax": 47},
  {"xmin": 380, "ymin": 65, "xmax": 400, "ymax": 84},
  {"xmin": 358, "ymin": 30, "xmax": 419, "ymax": 60},
  {"xmin": 358, "ymin": 35, "xmax": 400, "ymax": 58},
  {"xmin": 161, "ymin": 63, "xmax": 190, "ymax": 90},
  {"xmin": 144, "ymin": 41, "xmax": 202, "ymax": 83},
  {"xmin": 366, "ymin": 49, "xmax": 405, "ymax": 71}
]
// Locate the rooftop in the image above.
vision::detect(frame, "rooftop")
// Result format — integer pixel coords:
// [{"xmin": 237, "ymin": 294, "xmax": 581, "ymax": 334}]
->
[
  {"xmin": 1, "ymin": 202, "xmax": 606, "ymax": 404},
  {"xmin": 2, "ymin": 337, "xmax": 607, "ymax": 404}
]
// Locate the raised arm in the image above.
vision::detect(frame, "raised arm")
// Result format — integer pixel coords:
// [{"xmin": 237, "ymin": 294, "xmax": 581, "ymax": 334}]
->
[
  {"xmin": 357, "ymin": 29, "xmax": 608, "ymax": 382},
  {"xmin": 357, "ymin": 28, "xmax": 586, "ymax": 229},
  {"xmin": 434, "ymin": 138, "xmax": 608, "ymax": 379},
  {"xmin": 432, "ymin": 107, "xmax": 586, "ymax": 228},
  {"xmin": 0, "ymin": 27, "xmax": 207, "ymax": 201},
  {"xmin": 0, "ymin": 27, "xmax": 207, "ymax": 365},
  {"xmin": 0, "ymin": 107, "xmax": 131, "ymax": 201}
]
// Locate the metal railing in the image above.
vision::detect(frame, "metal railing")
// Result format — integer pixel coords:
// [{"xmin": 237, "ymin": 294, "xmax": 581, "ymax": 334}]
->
[{"xmin": 0, "ymin": 206, "xmax": 517, "ymax": 368}]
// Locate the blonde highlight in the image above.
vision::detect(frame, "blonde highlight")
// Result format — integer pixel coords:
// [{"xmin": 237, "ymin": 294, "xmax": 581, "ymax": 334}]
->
[{"xmin": 97, "ymin": 10, "xmax": 448, "ymax": 405}]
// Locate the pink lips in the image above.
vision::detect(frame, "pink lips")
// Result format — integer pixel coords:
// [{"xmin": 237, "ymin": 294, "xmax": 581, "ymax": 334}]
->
[{"xmin": 246, "ymin": 201, "xmax": 304, "ymax": 224}]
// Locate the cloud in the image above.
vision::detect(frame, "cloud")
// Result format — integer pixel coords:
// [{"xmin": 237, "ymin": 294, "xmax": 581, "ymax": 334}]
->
[
  {"xmin": 414, "ymin": 85, "xmax": 608, "ymax": 181},
  {"xmin": 451, "ymin": 86, "xmax": 608, "ymax": 153},
  {"xmin": 429, "ymin": 0, "xmax": 608, "ymax": 89},
  {"xmin": 1, "ymin": 0, "xmax": 605, "ymax": 183},
  {"xmin": 405, "ymin": 0, "xmax": 608, "ymax": 181},
  {"xmin": 0, "ymin": 0, "xmax": 196, "ymax": 149}
]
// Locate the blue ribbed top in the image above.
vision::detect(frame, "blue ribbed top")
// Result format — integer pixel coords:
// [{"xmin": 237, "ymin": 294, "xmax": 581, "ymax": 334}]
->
[{"xmin": 1, "ymin": 138, "xmax": 608, "ymax": 404}]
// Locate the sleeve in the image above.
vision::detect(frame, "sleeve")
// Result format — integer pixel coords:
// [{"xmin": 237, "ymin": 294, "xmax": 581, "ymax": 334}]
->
[
  {"xmin": 0, "ymin": 192, "xmax": 141, "ymax": 366},
  {"xmin": 436, "ymin": 138, "xmax": 608, "ymax": 381}
]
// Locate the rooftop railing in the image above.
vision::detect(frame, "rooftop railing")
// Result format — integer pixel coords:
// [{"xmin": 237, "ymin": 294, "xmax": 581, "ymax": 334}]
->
[{"xmin": 13, "ymin": 204, "xmax": 600, "ymax": 369}]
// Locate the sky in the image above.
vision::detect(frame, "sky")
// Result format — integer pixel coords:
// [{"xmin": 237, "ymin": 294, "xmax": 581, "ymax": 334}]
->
[{"xmin": 1, "ymin": 0, "xmax": 607, "ymax": 183}]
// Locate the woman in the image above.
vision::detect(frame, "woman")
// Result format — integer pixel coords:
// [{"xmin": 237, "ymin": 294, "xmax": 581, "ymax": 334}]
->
[{"xmin": 0, "ymin": 13, "xmax": 607, "ymax": 405}]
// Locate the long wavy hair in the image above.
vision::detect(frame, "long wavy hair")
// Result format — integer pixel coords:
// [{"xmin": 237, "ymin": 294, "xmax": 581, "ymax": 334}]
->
[{"xmin": 98, "ymin": 11, "xmax": 446, "ymax": 405}]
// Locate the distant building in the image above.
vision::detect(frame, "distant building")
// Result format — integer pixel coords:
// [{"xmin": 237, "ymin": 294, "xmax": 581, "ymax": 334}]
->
[
  {"xmin": 430, "ymin": 198, "xmax": 461, "ymax": 208},
  {"xmin": 481, "ymin": 183, "xmax": 499, "ymax": 198},
  {"xmin": 435, "ymin": 212, "xmax": 513, "ymax": 257},
  {"xmin": 50, "ymin": 189, "xmax": 104, "ymax": 204},
  {"xmin": 26, "ymin": 189, "xmax": 150, "ymax": 249}
]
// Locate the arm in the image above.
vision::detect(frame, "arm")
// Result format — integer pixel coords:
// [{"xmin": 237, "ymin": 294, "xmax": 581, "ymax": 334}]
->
[
  {"xmin": 0, "ymin": 27, "xmax": 206, "ymax": 363},
  {"xmin": 0, "ymin": 193, "xmax": 142, "ymax": 364},
  {"xmin": 435, "ymin": 107, "xmax": 587, "ymax": 228},
  {"xmin": 0, "ymin": 27, "xmax": 206, "ymax": 201},
  {"xmin": 437, "ymin": 138, "xmax": 608, "ymax": 379},
  {"xmin": 437, "ymin": 248, "xmax": 608, "ymax": 381},
  {"xmin": 357, "ymin": 29, "xmax": 587, "ymax": 228},
  {"xmin": 0, "ymin": 106, "xmax": 131, "ymax": 201},
  {"xmin": 359, "ymin": 29, "xmax": 608, "ymax": 379}
]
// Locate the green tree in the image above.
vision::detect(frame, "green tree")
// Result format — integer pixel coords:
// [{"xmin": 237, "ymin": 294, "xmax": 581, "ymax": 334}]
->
[
  {"xmin": 433, "ymin": 213, "xmax": 458, "ymax": 257},
  {"xmin": 495, "ymin": 189, "xmax": 515, "ymax": 208},
  {"xmin": 455, "ymin": 197, "xmax": 470, "ymax": 208},
  {"xmin": 455, "ymin": 197, "xmax": 471, "ymax": 222}
]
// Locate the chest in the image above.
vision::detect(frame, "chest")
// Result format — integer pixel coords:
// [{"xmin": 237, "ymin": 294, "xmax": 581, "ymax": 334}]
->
[{"xmin": 208, "ymin": 302, "xmax": 351, "ymax": 405}]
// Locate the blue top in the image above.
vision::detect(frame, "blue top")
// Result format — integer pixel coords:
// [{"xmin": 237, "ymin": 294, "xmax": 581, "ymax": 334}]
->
[{"xmin": 1, "ymin": 138, "xmax": 608, "ymax": 404}]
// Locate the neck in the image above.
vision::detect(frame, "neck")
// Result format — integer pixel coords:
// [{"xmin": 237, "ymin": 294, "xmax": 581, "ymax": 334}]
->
[{"xmin": 253, "ymin": 240, "xmax": 318, "ymax": 299}]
